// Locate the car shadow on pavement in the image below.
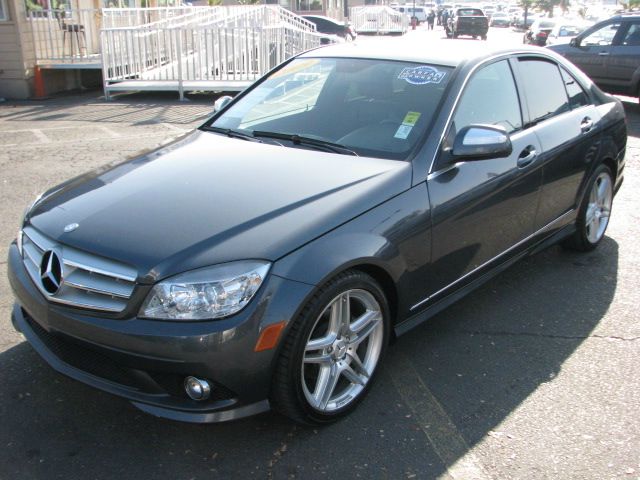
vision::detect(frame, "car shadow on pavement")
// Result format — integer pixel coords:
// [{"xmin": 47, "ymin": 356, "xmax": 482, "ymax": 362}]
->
[{"xmin": 0, "ymin": 238, "xmax": 618, "ymax": 479}]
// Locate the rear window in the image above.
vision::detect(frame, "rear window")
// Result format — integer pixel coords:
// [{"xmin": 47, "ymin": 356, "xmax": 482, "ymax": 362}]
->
[{"xmin": 457, "ymin": 8, "xmax": 484, "ymax": 15}]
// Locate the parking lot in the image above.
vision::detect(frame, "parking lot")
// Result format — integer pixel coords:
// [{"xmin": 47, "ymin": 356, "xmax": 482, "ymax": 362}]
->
[{"xmin": 1, "ymin": 26, "xmax": 639, "ymax": 480}]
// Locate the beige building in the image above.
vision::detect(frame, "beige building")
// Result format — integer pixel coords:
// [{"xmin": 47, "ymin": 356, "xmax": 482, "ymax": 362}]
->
[
  {"xmin": 0, "ymin": 0, "xmax": 106, "ymax": 99},
  {"xmin": 0, "ymin": 0, "xmax": 36, "ymax": 98}
]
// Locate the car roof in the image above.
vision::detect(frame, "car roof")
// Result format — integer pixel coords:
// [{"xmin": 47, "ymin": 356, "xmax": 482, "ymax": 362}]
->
[{"xmin": 299, "ymin": 39, "xmax": 549, "ymax": 68}]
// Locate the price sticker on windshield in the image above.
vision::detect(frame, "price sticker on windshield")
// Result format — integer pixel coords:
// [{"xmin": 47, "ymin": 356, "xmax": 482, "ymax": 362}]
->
[
  {"xmin": 398, "ymin": 66, "xmax": 446, "ymax": 85},
  {"xmin": 394, "ymin": 111, "xmax": 422, "ymax": 139}
]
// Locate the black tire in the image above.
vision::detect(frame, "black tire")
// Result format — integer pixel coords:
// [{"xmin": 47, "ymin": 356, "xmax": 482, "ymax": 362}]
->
[
  {"xmin": 562, "ymin": 163, "xmax": 614, "ymax": 252},
  {"xmin": 270, "ymin": 270, "xmax": 390, "ymax": 425},
  {"xmin": 481, "ymin": 34, "xmax": 487, "ymax": 40}
]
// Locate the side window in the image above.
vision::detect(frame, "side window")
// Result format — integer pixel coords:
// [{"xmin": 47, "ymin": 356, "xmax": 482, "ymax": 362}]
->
[
  {"xmin": 450, "ymin": 60, "xmax": 522, "ymax": 137},
  {"xmin": 0, "ymin": 0, "xmax": 8, "ymax": 21},
  {"xmin": 560, "ymin": 67, "xmax": 589, "ymax": 110},
  {"xmin": 582, "ymin": 22, "xmax": 621, "ymax": 46},
  {"xmin": 517, "ymin": 59, "xmax": 569, "ymax": 124},
  {"xmin": 621, "ymin": 22, "xmax": 640, "ymax": 46}
]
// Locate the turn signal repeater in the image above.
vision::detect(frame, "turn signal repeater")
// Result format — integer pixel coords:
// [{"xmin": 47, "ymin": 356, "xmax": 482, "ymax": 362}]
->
[{"xmin": 254, "ymin": 321, "xmax": 286, "ymax": 352}]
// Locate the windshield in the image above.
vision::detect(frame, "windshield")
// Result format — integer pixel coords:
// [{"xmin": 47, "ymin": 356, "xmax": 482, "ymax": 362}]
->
[{"xmin": 205, "ymin": 57, "xmax": 452, "ymax": 160}]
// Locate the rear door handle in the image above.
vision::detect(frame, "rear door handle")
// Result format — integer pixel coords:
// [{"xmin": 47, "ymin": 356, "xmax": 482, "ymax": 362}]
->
[
  {"xmin": 581, "ymin": 117, "xmax": 594, "ymax": 133},
  {"xmin": 598, "ymin": 52, "xmax": 610, "ymax": 56},
  {"xmin": 517, "ymin": 146, "xmax": 537, "ymax": 168}
]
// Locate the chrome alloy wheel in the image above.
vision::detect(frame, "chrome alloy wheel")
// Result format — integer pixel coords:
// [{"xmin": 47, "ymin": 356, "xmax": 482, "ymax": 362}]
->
[
  {"xmin": 585, "ymin": 171, "xmax": 613, "ymax": 244},
  {"xmin": 301, "ymin": 289, "xmax": 384, "ymax": 412}
]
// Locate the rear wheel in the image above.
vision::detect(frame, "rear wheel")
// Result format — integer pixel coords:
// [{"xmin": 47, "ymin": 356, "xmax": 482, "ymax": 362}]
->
[
  {"xmin": 271, "ymin": 270, "xmax": 390, "ymax": 425},
  {"xmin": 563, "ymin": 164, "xmax": 613, "ymax": 252}
]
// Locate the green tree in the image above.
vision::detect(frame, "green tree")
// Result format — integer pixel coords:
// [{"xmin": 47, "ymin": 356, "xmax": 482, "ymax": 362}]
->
[{"xmin": 535, "ymin": 0, "xmax": 561, "ymax": 17}]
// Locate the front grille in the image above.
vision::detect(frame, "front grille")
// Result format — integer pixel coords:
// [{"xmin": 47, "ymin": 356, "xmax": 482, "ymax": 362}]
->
[
  {"xmin": 25, "ymin": 313, "xmax": 140, "ymax": 388},
  {"xmin": 21, "ymin": 226, "xmax": 137, "ymax": 313}
]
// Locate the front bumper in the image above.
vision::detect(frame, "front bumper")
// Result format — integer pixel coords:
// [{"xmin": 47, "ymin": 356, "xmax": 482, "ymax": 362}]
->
[{"xmin": 7, "ymin": 243, "xmax": 314, "ymax": 423}]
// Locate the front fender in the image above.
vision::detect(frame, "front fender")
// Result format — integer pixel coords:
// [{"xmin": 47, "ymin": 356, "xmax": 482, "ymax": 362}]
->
[
  {"xmin": 271, "ymin": 185, "xmax": 432, "ymax": 320},
  {"xmin": 272, "ymin": 232, "xmax": 405, "ymax": 287}
]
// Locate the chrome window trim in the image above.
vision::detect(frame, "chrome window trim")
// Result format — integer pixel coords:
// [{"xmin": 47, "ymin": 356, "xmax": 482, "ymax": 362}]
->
[{"xmin": 427, "ymin": 50, "xmax": 564, "ymax": 176}]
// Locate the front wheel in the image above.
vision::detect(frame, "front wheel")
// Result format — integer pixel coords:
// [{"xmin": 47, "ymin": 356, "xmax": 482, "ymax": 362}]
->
[
  {"xmin": 271, "ymin": 270, "xmax": 390, "ymax": 425},
  {"xmin": 563, "ymin": 164, "xmax": 614, "ymax": 252}
]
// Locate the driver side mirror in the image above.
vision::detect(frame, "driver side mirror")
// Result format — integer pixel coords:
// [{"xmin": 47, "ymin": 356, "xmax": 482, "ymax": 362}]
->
[
  {"xmin": 569, "ymin": 37, "xmax": 580, "ymax": 47},
  {"xmin": 452, "ymin": 125, "xmax": 512, "ymax": 160},
  {"xmin": 213, "ymin": 95, "xmax": 233, "ymax": 113}
]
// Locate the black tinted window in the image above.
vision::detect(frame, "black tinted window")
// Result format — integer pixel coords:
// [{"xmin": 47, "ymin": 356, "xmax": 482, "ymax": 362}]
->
[
  {"xmin": 457, "ymin": 8, "xmax": 483, "ymax": 15},
  {"xmin": 560, "ymin": 67, "xmax": 589, "ymax": 109},
  {"xmin": 518, "ymin": 59, "xmax": 569, "ymax": 124},
  {"xmin": 451, "ymin": 60, "xmax": 522, "ymax": 134}
]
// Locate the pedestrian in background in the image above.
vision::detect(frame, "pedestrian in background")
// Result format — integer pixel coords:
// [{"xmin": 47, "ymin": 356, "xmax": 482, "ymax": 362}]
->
[{"xmin": 427, "ymin": 9, "xmax": 435, "ymax": 30}]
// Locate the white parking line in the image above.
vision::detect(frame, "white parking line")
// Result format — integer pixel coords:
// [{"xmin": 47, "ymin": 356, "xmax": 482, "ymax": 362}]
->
[
  {"xmin": 0, "ymin": 131, "xmax": 175, "ymax": 149},
  {"xmin": 389, "ymin": 352, "xmax": 490, "ymax": 480},
  {"xmin": 161, "ymin": 122, "xmax": 190, "ymax": 134},
  {"xmin": 31, "ymin": 129, "xmax": 50, "ymax": 143},
  {"xmin": 97, "ymin": 125, "xmax": 121, "ymax": 138}
]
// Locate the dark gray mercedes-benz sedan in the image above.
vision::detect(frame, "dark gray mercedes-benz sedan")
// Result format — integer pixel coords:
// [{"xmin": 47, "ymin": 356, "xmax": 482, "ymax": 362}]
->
[{"xmin": 8, "ymin": 41, "xmax": 626, "ymax": 425}]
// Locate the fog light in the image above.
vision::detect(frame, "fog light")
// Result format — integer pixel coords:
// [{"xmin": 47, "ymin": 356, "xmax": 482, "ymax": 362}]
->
[{"xmin": 184, "ymin": 376, "xmax": 211, "ymax": 401}]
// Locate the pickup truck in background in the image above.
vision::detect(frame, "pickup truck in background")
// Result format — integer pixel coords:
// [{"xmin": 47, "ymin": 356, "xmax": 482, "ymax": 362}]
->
[{"xmin": 446, "ymin": 8, "xmax": 489, "ymax": 39}]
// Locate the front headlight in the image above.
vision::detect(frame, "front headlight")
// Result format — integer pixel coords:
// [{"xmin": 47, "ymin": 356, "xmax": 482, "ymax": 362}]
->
[{"xmin": 139, "ymin": 260, "xmax": 271, "ymax": 320}]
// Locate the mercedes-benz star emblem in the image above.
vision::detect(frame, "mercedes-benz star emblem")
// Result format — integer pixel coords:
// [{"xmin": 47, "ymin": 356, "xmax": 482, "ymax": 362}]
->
[
  {"xmin": 64, "ymin": 223, "xmax": 79, "ymax": 233},
  {"xmin": 40, "ymin": 250, "xmax": 63, "ymax": 295}
]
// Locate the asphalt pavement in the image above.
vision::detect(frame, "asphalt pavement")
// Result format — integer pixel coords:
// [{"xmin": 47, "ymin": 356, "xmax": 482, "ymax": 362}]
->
[{"xmin": 0, "ymin": 25, "xmax": 638, "ymax": 480}]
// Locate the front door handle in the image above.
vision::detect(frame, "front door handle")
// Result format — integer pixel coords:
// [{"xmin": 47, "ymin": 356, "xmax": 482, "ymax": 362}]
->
[
  {"xmin": 517, "ymin": 146, "xmax": 537, "ymax": 168},
  {"xmin": 598, "ymin": 51, "xmax": 610, "ymax": 56},
  {"xmin": 581, "ymin": 117, "xmax": 594, "ymax": 133}
]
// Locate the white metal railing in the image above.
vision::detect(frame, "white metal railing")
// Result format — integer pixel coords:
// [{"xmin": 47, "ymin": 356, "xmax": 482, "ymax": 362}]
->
[
  {"xmin": 350, "ymin": 6, "xmax": 409, "ymax": 34},
  {"xmin": 101, "ymin": 6, "xmax": 317, "ymax": 30},
  {"xmin": 101, "ymin": 21, "xmax": 322, "ymax": 99},
  {"xmin": 28, "ymin": 6, "xmax": 318, "ymax": 65},
  {"xmin": 28, "ymin": 8, "xmax": 102, "ymax": 63}
]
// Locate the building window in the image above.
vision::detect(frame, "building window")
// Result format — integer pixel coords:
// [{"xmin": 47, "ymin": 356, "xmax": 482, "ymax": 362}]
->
[{"xmin": 0, "ymin": 0, "xmax": 9, "ymax": 21}]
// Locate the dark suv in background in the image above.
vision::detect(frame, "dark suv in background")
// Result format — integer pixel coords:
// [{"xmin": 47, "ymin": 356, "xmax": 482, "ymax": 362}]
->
[
  {"xmin": 446, "ymin": 8, "xmax": 489, "ymax": 40},
  {"xmin": 548, "ymin": 14, "xmax": 640, "ymax": 100}
]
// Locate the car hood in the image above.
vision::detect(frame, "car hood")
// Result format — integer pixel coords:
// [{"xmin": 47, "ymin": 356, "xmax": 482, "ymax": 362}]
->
[{"xmin": 28, "ymin": 131, "xmax": 411, "ymax": 282}]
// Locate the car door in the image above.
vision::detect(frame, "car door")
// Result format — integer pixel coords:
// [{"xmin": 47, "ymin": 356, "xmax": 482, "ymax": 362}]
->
[
  {"xmin": 514, "ymin": 57, "xmax": 602, "ymax": 228},
  {"xmin": 426, "ymin": 59, "xmax": 543, "ymax": 297},
  {"xmin": 608, "ymin": 20, "xmax": 640, "ymax": 95},
  {"xmin": 565, "ymin": 20, "xmax": 623, "ymax": 86}
]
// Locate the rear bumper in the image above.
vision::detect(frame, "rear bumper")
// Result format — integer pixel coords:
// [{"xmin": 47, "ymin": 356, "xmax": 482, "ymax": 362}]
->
[{"xmin": 7, "ymin": 242, "xmax": 314, "ymax": 423}]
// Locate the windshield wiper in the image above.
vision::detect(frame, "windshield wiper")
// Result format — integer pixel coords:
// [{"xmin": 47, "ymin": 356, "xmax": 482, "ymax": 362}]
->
[
  {"xmin": 201, "ymin": 126, "xmax": 262, "ymax": 142},
  {"xmin": 252, "ymin": 131, "xmax": 359, "ymax": 156}
]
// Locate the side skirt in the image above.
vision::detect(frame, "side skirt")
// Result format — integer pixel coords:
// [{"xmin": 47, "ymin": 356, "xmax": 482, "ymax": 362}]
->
[{"xmin": 394, "ymin": 223, "xmax": 576, "ymax": 337}]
